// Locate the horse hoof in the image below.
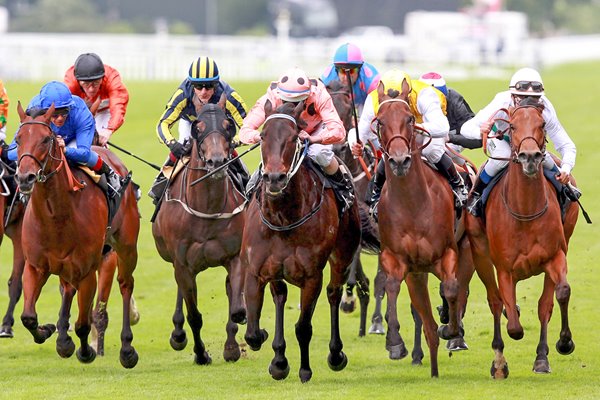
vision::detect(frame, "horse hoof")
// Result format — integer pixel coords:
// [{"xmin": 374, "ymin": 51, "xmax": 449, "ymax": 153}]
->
[
  {"xmin": 299, "ymin": 368, "xmax": 312, "ymax": 383},
  {"xmin": 194, "ymin": 351, "xmax": 212, "ymax": 365},
  {"xmin": 437, "ymin": 325, "xmax": 455, "ymax": 340},
  {"xmin": 231, "ymin": 309, "xmax": 247, "ymax": 325},
  {"xmin": 0, "ymin": 326, "xmax": 14, "ymax": 338},
  {"xmin": 223, "ymin": 345, "xmax": 241, "ymax": 362},
  {"xmin": 76, "ymin": 346, "xmax": 97, "ymax": 364},
  {"xmin": 245, "ymin": 329, "xmax": 269, "ymax": 352},
  {"xmin": 170, "ymin": 332, "xmax": 188, "ymax": 351},
  {"xmin": 411, "ymin": 352, "xmax": 424, "ymax": 366},
  {"xmin": 340, "ymin": 295, "xmax": 356, "ymax": 314},
  {"xmin": 269, "ymin": 361, "xmax": 290, "ymax": 380},
  {"xmin": 556, "ymin": 339, "xmax": 575, "ymax": 355},
  {"xmin": 368, "ymin": 322, "xmax": 385, "ymax": 335},
  {"xmin": 56, "ymin": 337, "xmax": 76, "ymax": 358},
  {"xmin": 34, "ymin": 324, "xmax": 57, "ymax": 344},
  {"xmin": 388, "ymin": 344, "xmax": 408, "ymax": 360},
  {"xmin": 490, "ymin": 360, "xmax": 509, "ymax": 379},
  {"xmin": 446, "ymin": 337, "xmax": 469, "ymax": 352},
  {"xmin": 327, "ymin": 351, "xmax": 348, "ymax": 371},
  {"xmin": 120, "ymin": 347, "xmax": 139, "ymax": 369},
  {"xmin": 533, "ymin": 359, "xmax": 551, "ymax": 374}
]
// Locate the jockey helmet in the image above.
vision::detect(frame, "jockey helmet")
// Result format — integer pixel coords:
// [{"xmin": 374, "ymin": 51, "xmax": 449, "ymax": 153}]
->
[
  {"xmin": 188, "ymin": 56, "xmax": 220, "ymax": 83},
  {"xmin": 74, "ymin": 53, "xmax": 105, "ymax": 81},
  {"xmin": 509, "ymin": 67, "xmax": 544, "ymax": 96},
  {"xmin": 39, "ymin": 81, "xmax": 75, "ymax": 110},
  {"xmin": 333, "ymin": 43, "xmax": 364, "ymax": 69},
  {"xmin": 379, "ymin": 69, "xmax": 412, "ymax": 93},
  {"xmin": 276, "ymin": 67, "xmax": 311, "ymax": 102},
  {"xmin": 420, "ymin": 72, "xmax": 448, "ymax": 96}
]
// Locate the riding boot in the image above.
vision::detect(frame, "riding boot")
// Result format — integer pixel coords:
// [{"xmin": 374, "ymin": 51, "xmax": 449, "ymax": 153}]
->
[
  {"xmin": 228, "ymin": 157, "xmax": 250, "ymax": 194},
  {"xmin": 328, "ymin": 165, "xmax": 355, "ymax": 214},
  {"xmin": 466, "ymin": 175, "xmax": 489, "ymax": 217},
  {"xmin": 99, "ymin": 162, "xmax": 124, "ymax": 199},
  {"xmin": 435, "ymin": 153, "xmax": 468, "ymax": 208},
  {"xmin": 148, "ymin": 158, "xmax": 175, "ymax": 205},
  {"xmin": 365, "ymin": 161, "xmax": 386, "ymax": 221}
]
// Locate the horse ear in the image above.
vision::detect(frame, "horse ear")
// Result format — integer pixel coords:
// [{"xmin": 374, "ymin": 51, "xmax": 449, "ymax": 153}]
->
[
  {"xmin": 377, "ymin": 81, "xmax": 386, "ymax": 103},
  {"xmin": 292, "ymin": 100, "xmax": 304, "ymax": 121},
  {"xmin": 218, "ymin": 92, "xmax": 227, "ymax": 110},
  {"xmin": 44, "ymin": 103, "xmax": 56, "ymax": 120},
  {"xmin": 401, "ymin": 79, "xmax": 410, "ymax": 99},
  {"xmin": 17, "ymin": 101, "xmax": 26, "ymax": 121},
  {"xmin": 264, "ymin": 99, "xmax": 273, "ymax": 116}
]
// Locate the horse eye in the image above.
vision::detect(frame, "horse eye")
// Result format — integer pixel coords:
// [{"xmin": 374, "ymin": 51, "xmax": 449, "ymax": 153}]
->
[{"xmin": 43, "ymin": 136, "xmax": 52, "ymax": 144}]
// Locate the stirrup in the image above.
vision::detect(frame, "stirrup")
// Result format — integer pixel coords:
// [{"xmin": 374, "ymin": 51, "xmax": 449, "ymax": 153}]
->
[
  {"xmin": 466, "ymin": 194, "xmax": 482, "ymax": 217},
  {"xmin": 369, "ymin": 200, "xmax": 379, "ymax": 222}
]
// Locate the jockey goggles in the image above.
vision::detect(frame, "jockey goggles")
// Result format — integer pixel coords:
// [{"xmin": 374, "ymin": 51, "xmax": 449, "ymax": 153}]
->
[
  {"xmin": 192, "ymin": 82, "xmax": 217, "ymax": 90},
  {"xmin": 336, "ymin": 66, "xmax": 360, "ymax": 74},
  {"xmin": 511, "ymin": 81, "xmax": 544, "ymax": 93},
  {"xmin": 51, "ymin": 108, "xmax": 70, "ymax": 118}
]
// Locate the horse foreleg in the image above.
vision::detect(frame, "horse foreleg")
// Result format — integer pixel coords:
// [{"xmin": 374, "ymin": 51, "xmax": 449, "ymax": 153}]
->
[
  {"xmin": 170, "ymin": 288, "xmax": 187, "ymax": 350},
  {"xmin": 20, "ymin": 261, "xmax": 55, "ymax": 343},
  {"xmin": 546, "ymin": 253, "xmax": 574, "ymax": 357},
  {"xmin": 223, "ymin": 272, "xmax": 241, "ymax": 362},
  {"xmin": 497, "ymin": 270, "xmax": 523, "ymax": 340},
  {"xmin": 296, "ymin": 276, "xmax": 323, "ymax": 383},
  {"xmin": 268, "ymin": 281, "xmax": 290, "ymax": 380},
  {"xmin": 116, "ymin": 259, "xmax": 138, "ymax": 369},
  {"xmin": 174, "ymin": 266, "xmax": 210, "ymax": 365},
  {"xmin": 406, "ymin": 273, "xmax": 439, "ymax": 377},
  {"xmin": 93, "ymin": 250, "xmax": 118, "ymax": 356},
  {"xmin": 227, "ymin": 256, "xmax": 246, "ymax": 324},
  {"xmin": 340, "ymin": 253, "xmax": 359, "ymax": 314},
  {"xmin": 243, "ymin": 271, "xmax": 268, "ymax": 352},
  {"xmin": 74, "ymin": 270, "xmax": 97, "ymax": 364},
  {"xmin": 436, "ymin": 248, "xmax": 460, "ymax": 342},
  {"xmin": 56, "ymin": 279, "xmax": 76, "ymax": 358},
  {"xmin": 382, "ymin": 271, "xmax": 408, "ymax": 360},
  {"xmin": 369, "ymin": 262, "xmax": 386, "ymax": 335},
  {"xmin": 353, "ymin": 256, "xmax": 371, "ymax": 337},
  {"xmin": 0, "ymin": 244, "xmax": 25, "ymax": 338},
  {"xmin": 327, "ymin": 258, "xmax": 349, "ymax": 373},
  {"xmin": 411, "ymin": 303, "xmax": 424, "ymax": 366},
  {"xmin": 534, "ymin": 274, "xmax": 555, "ymax": 373}
]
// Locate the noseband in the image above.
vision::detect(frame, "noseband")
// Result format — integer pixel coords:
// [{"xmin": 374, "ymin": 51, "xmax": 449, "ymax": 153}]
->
[{"xmin": 17, "ymin": 120, "xmax": 64, "ymax": 183}]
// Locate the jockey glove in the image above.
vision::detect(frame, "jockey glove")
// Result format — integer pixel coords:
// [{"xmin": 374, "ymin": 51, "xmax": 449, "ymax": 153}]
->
[{"xmin": 168, "ymin": 140, "xmax": 186, "ymax": 159}]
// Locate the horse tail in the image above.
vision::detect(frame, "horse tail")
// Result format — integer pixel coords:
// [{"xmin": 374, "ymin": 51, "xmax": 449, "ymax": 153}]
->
[{"xmin": 358, "ymin": 203, "xmax": 380, "ymax": 254}]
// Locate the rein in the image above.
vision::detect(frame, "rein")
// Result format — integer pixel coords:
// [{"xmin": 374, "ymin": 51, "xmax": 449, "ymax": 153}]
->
[{"xmin": 500, "ymin": 176, "xmax": 548, "ymax": 221}]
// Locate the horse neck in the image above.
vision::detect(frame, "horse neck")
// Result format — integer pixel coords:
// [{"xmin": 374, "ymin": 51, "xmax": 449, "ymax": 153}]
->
[
  {"xmin": 29, "ymin": 160, "xmax": 77, "ymax": 221},
  {"xmin": 262, "ymin": 166, "xmax": 315, "ymax": 222},
  {"xmin": 185, "ymin": 151, "xmax": 229, "ymax": 214},
  {"xmin": 505, "ymin": 161, "xmax": 548, "ymax": 215},
  {"xmin": 387, "ymin": 156, "xmax": 433, "ymax": 208}
]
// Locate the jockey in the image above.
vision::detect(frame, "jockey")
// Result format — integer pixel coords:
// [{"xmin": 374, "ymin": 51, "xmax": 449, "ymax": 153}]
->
[
  {"xmin": 461, "ymin": 67, "xmax": 577, "ymax": 217},
  {"xmin": 349, "ymin": 69, "xmax": 468, "ymax": 218},
  {"xmin": 240, "ymin": 66, "xmax": 355, "ymax": 212},
  {"xmin": 64, "ymin": 53, "xmax": 129, "ymax": 147},
  {"xmin": 419, "ymin": 72, "xmax": 479, "ymax": 158},
  {"xmin": 148, "ymin": 56, "xmax": 249, "ymax": 203},
  {"xmin": 4, "ymin": 81, "xmax": 125, "ymax": 198},
  {"xmin": 320, "ymin": 42, "xmax": 380, "ymax": 113}
]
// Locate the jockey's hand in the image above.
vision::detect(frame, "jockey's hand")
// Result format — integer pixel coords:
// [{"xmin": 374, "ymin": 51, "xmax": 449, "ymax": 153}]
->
[
  {"xmin": 97, "ymin": 128, "xmax": 112, "ymax": 147},
  {"xmin": 168, "ymin": 140, "xmax": 186, "ymax": 159},
  {"xmin": 480, "ymin": 121, "xmax": 493, "ymax": 137},
  {"xmin": 556, "ymin": 170, "xmax": 571, "ymax": 185},
  {"xmin": 351, "ymin": 142, "xmax": 364, "ymax": 157},
  {"xmin": 56, "ymin": 136, "xmax": 66, "ymax": 149},
  {"xmin": 298, "ymin": 130, "xmax": 317, "ymax": 144}
]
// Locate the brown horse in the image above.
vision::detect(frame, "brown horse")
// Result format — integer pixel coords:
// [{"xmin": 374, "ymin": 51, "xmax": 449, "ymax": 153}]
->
[
  {"xmin": 465, "ymin": 101, "xmax": 578, "ymax": 378},
  {"xmin": 375, "ymin": 79, "xmax": 461, "ymax": 377},
  {"xmin": 327, "ymin": 80, "xmax": 386, "ymax": 337},
  {"xmin": 152, "ymin": 97, "xmax": 247, "ymax": 364},
  {"xmin": 15, "ymin": 103, "xmax": 140, "ymax": 368},
  {"xmin": 241, "ymin": 100, "xmax": 364, "ymax": 383},
  {"xmin": 0, "ymin": 171, "xmax": 25, "ymax": 338}
]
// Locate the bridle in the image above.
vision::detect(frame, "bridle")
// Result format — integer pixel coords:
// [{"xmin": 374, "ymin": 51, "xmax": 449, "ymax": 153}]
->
[{"xmin": 17, "ymin": 120, "xmax": 64, "ymax": 183}]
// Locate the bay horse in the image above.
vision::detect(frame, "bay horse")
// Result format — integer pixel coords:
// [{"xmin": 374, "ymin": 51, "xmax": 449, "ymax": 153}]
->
[
  {"xmin": 375, "ymin": 79, "xmax": 461, "ymax": 377},
  {"xmin": 241, "ymin": 100, "xmax": 365, "ymax": 383},
  {"xmin": 152, "ymin": 95, "xmax": 247, "ymax": 364},
  {"xmin": 14, "ymin": 103, "xmax": 140, "ymax": 368},
  {"xmin": 465, "ymin": 100, "xmax": 579, "ymax": 378},
  {"xmin": 327, "ymin": 81, "xmax": 386, "ymax": 337}
]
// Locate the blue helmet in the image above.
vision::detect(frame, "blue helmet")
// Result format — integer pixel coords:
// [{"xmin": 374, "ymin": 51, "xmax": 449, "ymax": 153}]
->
[
  {"xmin": 39, "ymin": 81, "xmax": 75, "ymax": 110},
  {"xmin": 333, "ymin": 43, "xmax": 364, "ymax": 69}
]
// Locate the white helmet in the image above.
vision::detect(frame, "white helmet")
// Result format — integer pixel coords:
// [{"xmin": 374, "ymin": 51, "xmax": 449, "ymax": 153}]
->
[{"xmin": 509, "ymin": 67, "xmax": 544, "ymax": 96}]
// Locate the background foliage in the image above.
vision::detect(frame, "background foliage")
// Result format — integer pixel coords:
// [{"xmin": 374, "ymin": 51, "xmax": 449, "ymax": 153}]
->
[{"xmin": 0, "ymin": 62, "xmax": 598, "ymax": 399}]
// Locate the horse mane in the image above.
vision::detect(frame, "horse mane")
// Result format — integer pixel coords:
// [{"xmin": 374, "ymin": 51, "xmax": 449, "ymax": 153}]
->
[{"xmin": 326, "ymin": 80, "xmax": 347, "ymax": 93}]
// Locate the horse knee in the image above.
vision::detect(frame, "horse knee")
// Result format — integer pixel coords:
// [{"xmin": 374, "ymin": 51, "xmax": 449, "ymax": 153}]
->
[{"xmin": 555, "ymin": 282, "xmax": 571, "ymax": 304}]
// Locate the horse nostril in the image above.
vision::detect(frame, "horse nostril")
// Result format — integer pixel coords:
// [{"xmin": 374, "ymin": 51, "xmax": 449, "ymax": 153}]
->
[
  {"xmin": 206, "ymin": 159, "xmax": 214, "ymax": 168},
  {"xmin": 402, "ymin": 156, "xmax": 412, "ymax": 169},
  {"xmin": 276, "ymin": 173, "xmax": 287, "ymax": 184}
]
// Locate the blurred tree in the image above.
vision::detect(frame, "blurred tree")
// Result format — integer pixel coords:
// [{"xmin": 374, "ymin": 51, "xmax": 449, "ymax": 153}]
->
[
  {"xmin": 217, "ymin": 0, "xmax": 269, "ymax": 35},
  {"xmin": 10, "ymin": 0, "xmax": 104, "ymax": 32}
]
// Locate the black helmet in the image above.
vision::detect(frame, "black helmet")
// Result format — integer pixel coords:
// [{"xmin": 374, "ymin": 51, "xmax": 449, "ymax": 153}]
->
[{"xmin": 74, "ymin": 53, "xmax": 105, "ymax": 81}]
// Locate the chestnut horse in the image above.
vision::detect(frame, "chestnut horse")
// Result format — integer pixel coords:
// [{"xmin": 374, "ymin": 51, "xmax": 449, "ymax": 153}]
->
[
  {"xmin": 241, "ymin": 100, "xmax": 364, "ymax": 383},
  {"xmin": 0, "ymin": 170, "xmax": 25, "ymax": 338},
  {"xmin": 327, "ymin": 81, "xmax": 384, "ymax": 336},
  {"xmin": 465, "ymin": 101, "xmax": 579, "ymax": 378},
  {"xmin": 15, "ymin": 103, "xmax": 139, "ymax": 368},
  {"xmin": 152, "ymin": 97, "xmax": 247, "ymax": 364},
  {"xmin": 375, "ymin": 79, "xmax": 461, "ymax": 377}
]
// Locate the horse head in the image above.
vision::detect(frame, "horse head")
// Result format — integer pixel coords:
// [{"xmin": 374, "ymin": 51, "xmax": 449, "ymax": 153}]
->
[
  {"xmin": 15, "ymin": 102, "xmax": 62, "ymax": 194},
  {"xmin": 375, "ymin": 78, "xmax": 415, "ymax": 176},
  {"xmin": 192, "ymin": 93, "xmax": 232, "ymax": 178},
  {"xmin": 260, "ymin": 99, "xmax": 306, "ymax": 196},
  {"xmin": 327, "ymin": 80, "xmax": 354, "ymax": 134},
  {"xmin": 508, "ymin": 97, "xmax": 546, "ymax": 177}
]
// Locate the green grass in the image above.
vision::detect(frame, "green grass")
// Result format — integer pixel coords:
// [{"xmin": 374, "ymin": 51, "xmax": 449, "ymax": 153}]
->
[{"xmin": 0, "ymin": 62, "xmax": 599, "ymax": 399}]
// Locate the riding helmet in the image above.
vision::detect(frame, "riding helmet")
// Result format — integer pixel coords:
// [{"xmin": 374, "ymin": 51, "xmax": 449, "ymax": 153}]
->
[
  {"xmin": 74, "ymin": 53, "xmax": 106, "ymax": 81},
  {"xmin": 333, "ymin": 43, "xmax": 364, "ymax": 70},
  {"xmin": 276, "ymin": 67, "xmax": 311, "ymax": 102},
  {"xmin": 39, "ymin": 81, "xmax": 75, "ymax": 109},
  {"xmin": 188, "ymin": 56, "xmax": 220, "ymax": 83}
]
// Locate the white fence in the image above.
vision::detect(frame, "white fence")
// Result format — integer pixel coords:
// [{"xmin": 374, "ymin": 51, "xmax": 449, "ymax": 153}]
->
[{"xmin": 1, "ymin": 32, "xmax": 600, "ymax": 82}]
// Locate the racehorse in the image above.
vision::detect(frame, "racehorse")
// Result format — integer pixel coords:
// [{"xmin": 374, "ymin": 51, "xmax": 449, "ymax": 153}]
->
[
  {"xmin": 0, "ymin": 171, "xmax": 25, "ymax": 338},
  {"xmin": 14, "ymin": 103, "xmax": 140, "ymax": 368},
  {"xmin": 465, "ymin": 100, "xmax": 579, "ymax": 378},
  {"xmin": 241, "ymin": 100, "xmax": 367, "ymax": 383},
  {"xmin": 375, "ymin": 78, "xmax": 461, "ymax": 377},
  {"xmin": 327, "ymin": 80, "xmax": 386, "ymax": 337},
  {"xmin": 152, "ymin": 95, "xmax": 247, "ymax": 364}
]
